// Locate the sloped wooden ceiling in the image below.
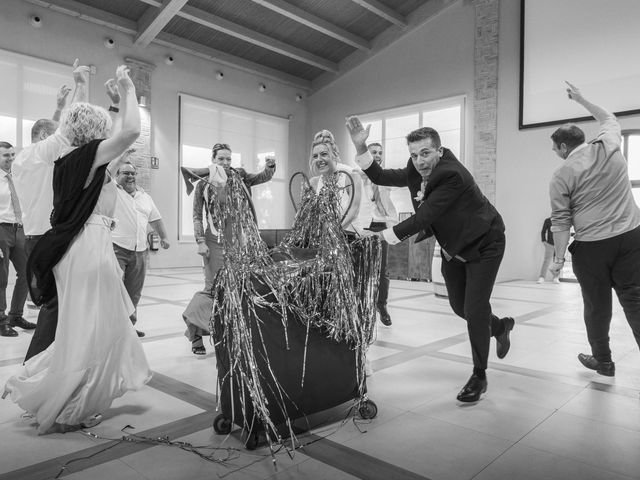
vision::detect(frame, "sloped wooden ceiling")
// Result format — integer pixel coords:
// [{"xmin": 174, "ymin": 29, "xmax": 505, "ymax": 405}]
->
[{"xmin": 24, "ymin": 0, "xmax": 459, "ymax": 93}]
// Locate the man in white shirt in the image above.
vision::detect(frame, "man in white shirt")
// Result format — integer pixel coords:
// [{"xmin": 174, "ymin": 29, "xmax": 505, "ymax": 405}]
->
[
  {"xmin": 112, "ymin": 160, "xmax": 169, "ymax": 337},
  {"xmin": 14, "ymin": 60, "xmax": 90, "ymax": 360},
  {"xmin": 0, "ymin": 142, "xmax": 34, "ymax": 337},
  {"xmin": 361, "ymin": 143, "xmax": 397, "ymax": 326}
]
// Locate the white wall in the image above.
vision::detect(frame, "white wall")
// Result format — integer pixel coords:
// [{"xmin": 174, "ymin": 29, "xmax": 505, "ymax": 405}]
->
[
  {"xmin": 0, "ymin": 0, "xmax": 308, "ymax": 269},
  {"xmin": 308, "ymin": 1, "xmax": 474, "ymax": 165}
]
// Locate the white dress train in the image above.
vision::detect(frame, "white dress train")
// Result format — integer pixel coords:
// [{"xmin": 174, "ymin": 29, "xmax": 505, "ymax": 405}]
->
[{"xmin": 4, "ymin": 178, "xmax": 151, "ymax": 434}]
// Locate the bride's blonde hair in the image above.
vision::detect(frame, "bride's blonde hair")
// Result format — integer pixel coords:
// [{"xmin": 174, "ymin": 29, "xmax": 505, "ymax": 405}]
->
[
  {"xmin": 309, "ymin": 129, "xmax": 341, "ymax": 176},
  {"xmin": 60, "ymin": 102, "xmax": 112, "ymax": 147}
]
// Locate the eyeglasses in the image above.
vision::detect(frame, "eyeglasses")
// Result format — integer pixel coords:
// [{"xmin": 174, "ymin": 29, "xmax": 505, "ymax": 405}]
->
[{"xmin": 120, "ymin": 171, "xmax": 137, "ymax": 176}]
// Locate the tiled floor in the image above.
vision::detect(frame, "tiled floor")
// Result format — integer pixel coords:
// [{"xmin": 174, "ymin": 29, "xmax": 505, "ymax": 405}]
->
[{"xmin": 1, "ymin": 269, "xmax": 639, "ymax": 480}]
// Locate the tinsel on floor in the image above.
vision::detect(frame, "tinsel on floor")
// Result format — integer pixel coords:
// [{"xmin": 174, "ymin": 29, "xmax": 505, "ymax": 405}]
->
[{"xmin": 199, "ymin": 168, "xmax": 381, "ymax": 452}]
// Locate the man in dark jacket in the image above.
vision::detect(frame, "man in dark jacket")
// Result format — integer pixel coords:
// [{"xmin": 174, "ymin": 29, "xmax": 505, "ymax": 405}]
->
[{"xmin": 346, "ymin": 116, "xmax": 515, "ymax": 403}]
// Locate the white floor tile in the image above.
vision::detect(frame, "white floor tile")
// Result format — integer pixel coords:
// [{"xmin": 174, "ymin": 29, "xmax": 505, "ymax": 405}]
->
[{"xmin": 1, "ymin": 272, "xmax": 639, "ymax": 480}]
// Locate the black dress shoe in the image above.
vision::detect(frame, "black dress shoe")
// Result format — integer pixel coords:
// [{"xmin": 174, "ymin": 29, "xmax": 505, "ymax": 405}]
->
[
  {"xmin": 136, "ymin": 330, "xmax": 146, "ymax": 338},
  {"xmin": 0, "ymin": 324, "xmax": 18, "ymax": 337},
  {"xmin": 496, "ymin": 317, "xmax": 515, "ymax": 359},
  {"xmin": 377, "ymin": 305, "xmax": 392, "ymax": 326},
  {"xmin": 9, "ymin": 316, "xmax": 36, "ymax": 330},
  {"xmin": 456, "ymin": 374, "xmax": 487, "ymax": 402},
  {"xmin": 578, "ymin": 353, "xmax": 615, "ymax": 376}
]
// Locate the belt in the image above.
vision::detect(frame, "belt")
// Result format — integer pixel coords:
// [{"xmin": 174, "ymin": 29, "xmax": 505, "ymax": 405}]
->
[{"xmin": 0, "ymin": 223, "xmax": 22, "ymax": 228}]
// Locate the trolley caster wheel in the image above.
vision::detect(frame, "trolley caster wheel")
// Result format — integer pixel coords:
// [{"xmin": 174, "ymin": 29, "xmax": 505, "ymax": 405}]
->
[
  {"xmin": 213, "ymin": 414, "xmax": 232, "ymax": 435},
  {"xmin": 241, "ymin": 428, "xmax": 260, "ymax": 450},
  {"xmin": 358, "ymin": 399, "xmax": 378, "ymax": 419}
]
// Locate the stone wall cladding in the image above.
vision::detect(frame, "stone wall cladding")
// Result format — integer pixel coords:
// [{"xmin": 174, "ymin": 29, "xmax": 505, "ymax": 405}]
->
[{"xmin": 473, "ymin": 0, "xmax": 499, "ymax": 204}]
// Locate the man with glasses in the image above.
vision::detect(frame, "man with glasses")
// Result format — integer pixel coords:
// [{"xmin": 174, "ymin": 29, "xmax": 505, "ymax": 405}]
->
[{"xmin": 112, "ymin": 157, "xmax": 169, "ymax": 337}]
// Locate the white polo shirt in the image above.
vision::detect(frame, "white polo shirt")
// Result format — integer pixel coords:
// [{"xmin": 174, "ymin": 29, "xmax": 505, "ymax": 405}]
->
[
  {"xmin": 12, "ymin": 132, "xmax": 72, "ymax": 235},
  {"xmin": 112, "ymin": 186, "xmax": 162, "ymax": 252}
]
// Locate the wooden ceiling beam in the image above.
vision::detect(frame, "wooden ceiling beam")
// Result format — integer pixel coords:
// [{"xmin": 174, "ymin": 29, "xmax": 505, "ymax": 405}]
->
[
  {"xmin": 25, "ymin": 0, "xmax": 138, "ymax": 34},
  {"xmin": 22, "ymin": 0, "xmax": 311, "ymax": 90},
  {"xmin": 155, "ymin": 32, "xmax": 312, "ymax": 90},
  {"xmin": 138, "ymin": 0, "xmax": 339, "ymax": 71},
  {"xmin": 177, "ymin": 5, "xmax": 339, "ymax": 72},
  {"xmin": 349, "ymin": 0, "xmax": 407, "ymax": 28},
  {"xmin": 249, "ymin": 0, "xmax": 370, "ymax": 51},
  {"xmin": 135, "ymin": 0, "xmax": 189, "ymax": 47}
]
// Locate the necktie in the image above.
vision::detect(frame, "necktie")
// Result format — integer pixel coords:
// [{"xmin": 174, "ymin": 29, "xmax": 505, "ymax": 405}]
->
[
  {"xmin": 6, "ymin": 173, "xmax": 22, "ymax": 224},
  {"xmin": 371, "ymin": 183, "xmax": 389, "ymax": 217}
]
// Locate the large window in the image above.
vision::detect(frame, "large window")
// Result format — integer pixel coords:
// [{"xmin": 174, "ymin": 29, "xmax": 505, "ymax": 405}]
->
[
  {"xmin": 348, "ymin": 96, "xmax": 465, "ymax": 216},
  {"xmin": 0, "ymin": 49, "xmax": 72, "ymax": 148},
  {"xmin": 179, "ymin": 94, "xmax": 289, "ymax": 240},
  {"xmin": 623, "ymin": 129, "xmax": 640, "ymax": 207}
]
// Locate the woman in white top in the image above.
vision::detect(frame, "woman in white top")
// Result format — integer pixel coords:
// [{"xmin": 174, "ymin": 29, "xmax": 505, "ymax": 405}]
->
[{"xmin": 308, "ymin": 130, "xmax": 370, "ymax": 237}]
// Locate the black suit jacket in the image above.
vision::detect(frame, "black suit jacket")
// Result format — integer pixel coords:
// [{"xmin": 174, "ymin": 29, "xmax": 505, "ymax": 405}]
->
[{"xmin": 363, "ymin": 148, "xmax": 504, "ymax": 262}]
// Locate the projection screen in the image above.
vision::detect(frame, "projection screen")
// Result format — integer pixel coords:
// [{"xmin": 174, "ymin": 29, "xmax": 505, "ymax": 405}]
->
[{"xmin": 519, "ymin": 0, "xmax": 640, "ymax": 129}]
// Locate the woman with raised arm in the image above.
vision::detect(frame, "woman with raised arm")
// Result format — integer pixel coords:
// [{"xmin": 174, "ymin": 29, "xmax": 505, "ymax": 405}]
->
[
  {"xmin": 308, "ymin": 130, "xmax": 368, "ymax": 238},
  {"xmin": 3, "ymin": 65, "xmax": 151, "ymax": 434},
  {"xmin": 182, "ymin": 143, "xmax": 276, "ymax": 356}
]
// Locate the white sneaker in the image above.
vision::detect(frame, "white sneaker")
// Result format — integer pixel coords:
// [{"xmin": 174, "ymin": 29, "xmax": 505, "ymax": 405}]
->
[
  {"xmin": 80, "ymin": 413, "xmax": 103, "ymax": 428},
  {"xmin": 537, "ymin": 277, "xmax": 545, "ymax": 284},
  {"xmin": 553, "ymin": 278, "xmax": 560, "ymax": 284}
]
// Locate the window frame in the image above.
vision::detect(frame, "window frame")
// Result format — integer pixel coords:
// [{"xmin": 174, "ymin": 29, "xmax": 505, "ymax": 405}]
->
[
  {"xmin": 177, "ymin": 93, "xmax": 290, "ymax": 242},
  {"xmin": 347, "ymin": 95, "xmax": 466, "ymax": 218},
  {"xmin": 622, "ymin": 129, "xmax": 640, "ymax": 188},
  {"xmin": 350, "ymin": 95, "xmax": 466, "ymax": 165},
  {"xmin": 0, "ymin": 47, "xmax": 74, "ymax": 149}
]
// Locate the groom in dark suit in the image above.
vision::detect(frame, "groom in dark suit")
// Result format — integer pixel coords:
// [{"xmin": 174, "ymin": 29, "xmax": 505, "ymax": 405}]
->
[{"xmin": 346, "ymin": 116, "xmax": 515, "ymax": 402}]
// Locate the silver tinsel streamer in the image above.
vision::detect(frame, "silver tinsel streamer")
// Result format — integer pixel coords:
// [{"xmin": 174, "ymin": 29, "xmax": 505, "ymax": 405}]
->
[{"xmin": 208, "ymin": 169, "xmax": 381, "ymax": 454}]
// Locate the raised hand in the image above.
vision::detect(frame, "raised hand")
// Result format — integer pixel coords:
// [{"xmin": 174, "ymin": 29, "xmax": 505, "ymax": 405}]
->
[
  {"xmin": 209, "ymin": 164, "xmax": 228, "ymax": 186},
  {"xmin": 565, "ymin": 81, "xmax": 584, "ymax": 103},
  {"xmin": 56, "ymin": 85, "xmax": 72, "ymax": 109},
  {"xmin": 265, "ymin": 155, "xmax": 276, "ymax": 168},
  {"xmin": 72, "ymin": 58, "xmax": 91, "ymax": 85},
  {"xmin": 115, "ymin": 65, "xmax": 135, "ymax": 93},
  {"xmin": 104, "ymin": 78, "xmax": 121, "ymax": 105},
  {"xmin": 345, "ymin": 115, "xmax": 371, "ymax": 153}
]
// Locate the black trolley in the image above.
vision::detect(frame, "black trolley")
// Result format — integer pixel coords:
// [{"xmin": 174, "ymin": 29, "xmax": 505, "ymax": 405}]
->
[{"xmin": 211, "ymin": 274, "xmax": 377, "ymax": 449}]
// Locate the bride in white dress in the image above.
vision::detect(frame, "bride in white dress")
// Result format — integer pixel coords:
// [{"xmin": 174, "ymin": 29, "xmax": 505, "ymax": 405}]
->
[
  {"xmin": 3, "ymin": 65, "xmax": 151, "ymax": 434},
  {"xmin": 308, "ymin": 130, "xmax": 367, "ymax": 235}
]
